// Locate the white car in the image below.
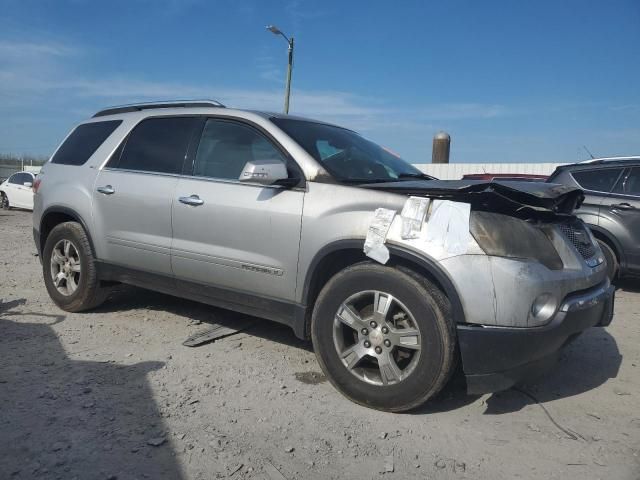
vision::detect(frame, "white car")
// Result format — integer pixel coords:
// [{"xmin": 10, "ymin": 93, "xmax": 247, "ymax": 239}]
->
[{"xmin": 0, "ymin": 171, "xmax": 36, "ymax": 210}]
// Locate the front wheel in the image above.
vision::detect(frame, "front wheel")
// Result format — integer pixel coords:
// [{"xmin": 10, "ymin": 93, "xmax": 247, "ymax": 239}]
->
[
  {"xmin": 1, "ymin": 192, "xmax": 10, "ymax": 209},
  {"xmin": 42, "ymin": 221, "xmax": 109, "ymax": 312},
  {"xmin": 311, "ymin": 262, "xmax": 456, "ymax": 412}
]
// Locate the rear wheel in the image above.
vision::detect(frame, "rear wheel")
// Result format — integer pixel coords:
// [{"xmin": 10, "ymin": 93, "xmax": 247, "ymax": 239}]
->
[
  {"xmin": 1, "ymin": 192, "xmax": 9, "ymax": 209},
  {"xmin": 597, "ymin": 239, "xmax": 618, "ymax": 281},
  {"xmin": 311, "ymin": 262, "xmax": 456, "ymax": 412},
  {"xmin": 42, "ymin": 222, "xmax": 109, "ymax": 312}
]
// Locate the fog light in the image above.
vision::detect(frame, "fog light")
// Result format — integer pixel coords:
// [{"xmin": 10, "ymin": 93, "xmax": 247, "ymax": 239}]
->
[{"xmin": 530, "ymin": 293, "xmax": 557, "ymax": 325}]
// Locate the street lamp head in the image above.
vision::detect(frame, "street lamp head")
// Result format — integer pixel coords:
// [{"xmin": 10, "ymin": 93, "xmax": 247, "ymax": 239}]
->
[{"xmin": 266, "ymin": 25, "xmax": 282, "ymax": 35}]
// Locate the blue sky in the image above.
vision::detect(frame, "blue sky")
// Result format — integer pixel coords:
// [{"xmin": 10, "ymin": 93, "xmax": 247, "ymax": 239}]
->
[{"xmin": 1, "ymin": 0, "xmax": 639, "ymax": 163}]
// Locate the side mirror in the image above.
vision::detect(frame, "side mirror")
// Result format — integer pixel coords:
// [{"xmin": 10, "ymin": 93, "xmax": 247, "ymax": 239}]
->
[
  {"xmin": 239, "ymin": 160, "xmax": 290, "ymax": 186},
  {"xmin": 23, "ymin": 182, "xmax": 33, "ymax": 188}
]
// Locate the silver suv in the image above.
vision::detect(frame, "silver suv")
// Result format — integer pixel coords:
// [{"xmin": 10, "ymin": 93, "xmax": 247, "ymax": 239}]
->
[{"xmin": 33, "ymin": 100, "xmax": 615, "ymax": 411}]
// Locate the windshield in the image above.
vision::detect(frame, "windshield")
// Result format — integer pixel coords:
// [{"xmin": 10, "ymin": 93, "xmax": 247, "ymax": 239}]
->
[{"xmin": 271, "ymin": 118, "xmax": 428, "ymax": 183}]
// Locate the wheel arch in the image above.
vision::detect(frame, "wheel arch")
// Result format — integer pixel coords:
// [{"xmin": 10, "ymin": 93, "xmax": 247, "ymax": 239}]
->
[
  {"xmin": 587, "ymin": 224, "xmax": 623, "ymax": 265},
  {"xmin": 39, "ymin": 207, "xmax": 96, "ymax": 256},
  {"xmin": 300, "ymin": 239, "xmax": 466, "ymax": 339}
]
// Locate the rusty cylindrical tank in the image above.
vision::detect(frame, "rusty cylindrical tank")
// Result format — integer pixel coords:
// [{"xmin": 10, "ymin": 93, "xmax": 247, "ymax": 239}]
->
[{"xmin": 432, "ymin": 131, "xmax": 451, "ymax": 164}]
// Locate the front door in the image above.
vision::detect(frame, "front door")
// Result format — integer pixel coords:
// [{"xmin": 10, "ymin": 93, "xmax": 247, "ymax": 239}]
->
[
  {"xmin": 92, "ymin": 116, "xmax": 200, "ymax": 275},
  {"xmin": 7, "ymin": 172, "xmax": 33, "ymax": 208},
  {"xmin": 570, "ymin": 166, "xmax": 626, "ymax": 228},
  {"xmin": 171, "ymin": 118, "xmax": 304, "ymax": 302},
  {"xmin": 600, "ymin": 166, "xmax": 640, "ymax": 273}
]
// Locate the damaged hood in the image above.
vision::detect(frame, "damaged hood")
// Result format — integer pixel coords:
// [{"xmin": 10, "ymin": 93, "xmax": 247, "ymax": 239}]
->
[{"xmin": 360, "ymin": 180, "xmax": 584, "ymax": 216}]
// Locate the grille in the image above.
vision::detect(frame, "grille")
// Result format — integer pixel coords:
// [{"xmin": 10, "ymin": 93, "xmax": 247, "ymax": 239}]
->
[{"xmin": 558, "ymin": 222, "xmax": 596, "ymax": 259}]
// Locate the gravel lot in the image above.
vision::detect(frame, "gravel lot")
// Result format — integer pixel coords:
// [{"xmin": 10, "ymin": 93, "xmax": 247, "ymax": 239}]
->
[{"xmin": 1, "ymin": 208, "xmax": 639, "ymax": 480}]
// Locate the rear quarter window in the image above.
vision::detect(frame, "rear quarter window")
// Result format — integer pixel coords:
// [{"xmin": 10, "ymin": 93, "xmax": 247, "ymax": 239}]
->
[
  {"xmin": 51, "ymin": 120, "xmax": 122, "ymax": 166},
  {"xmin": 571, "ymin": 168, "xmax": 624, "ymax": 193}
]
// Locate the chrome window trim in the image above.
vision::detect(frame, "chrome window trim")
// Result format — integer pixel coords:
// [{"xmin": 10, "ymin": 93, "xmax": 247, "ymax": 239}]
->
[{"xmin": 100, "ymin": 167, "xmax": 307, "ymax": 192}]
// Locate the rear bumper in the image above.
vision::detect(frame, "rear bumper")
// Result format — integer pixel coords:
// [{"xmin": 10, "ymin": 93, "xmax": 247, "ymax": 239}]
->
[{"xmin": 457, "ymin": 280, "xmax": 615, "ymax": 394}]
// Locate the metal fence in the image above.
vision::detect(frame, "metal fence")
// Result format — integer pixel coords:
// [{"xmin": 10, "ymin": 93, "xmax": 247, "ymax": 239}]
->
[{"xmin": 414, "ymin": 162, "xmax": 567, "ymax": 180}]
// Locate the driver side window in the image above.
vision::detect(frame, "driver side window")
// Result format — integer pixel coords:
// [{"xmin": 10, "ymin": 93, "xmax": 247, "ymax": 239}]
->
[
  {"xmin": 193, "ymin": 119, "xmax": 286, "ymax": 180},
  {"xmin": 615, "ymin": 167, "xmax": 640, "ymax": 196}
]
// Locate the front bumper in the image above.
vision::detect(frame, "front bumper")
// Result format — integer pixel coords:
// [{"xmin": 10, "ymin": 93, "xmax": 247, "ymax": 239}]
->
[{"xmin": 457, "ymin": 280, "xmax": 615, "ymax": 394}]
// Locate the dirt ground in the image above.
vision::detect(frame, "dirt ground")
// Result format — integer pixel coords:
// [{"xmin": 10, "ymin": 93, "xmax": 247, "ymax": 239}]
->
[{"xmin": 1, "ymin": 208, "xmax": 639, "ymax": 480}]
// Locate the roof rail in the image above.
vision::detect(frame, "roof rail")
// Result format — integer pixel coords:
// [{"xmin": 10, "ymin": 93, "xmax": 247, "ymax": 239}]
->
[
  {"xmin": 578, "ymin": 156, "xmax": 640, "ymax": 164},
  {"xmin": 92, "ymin": 100, "xmax": 225, "ymax": 118}
]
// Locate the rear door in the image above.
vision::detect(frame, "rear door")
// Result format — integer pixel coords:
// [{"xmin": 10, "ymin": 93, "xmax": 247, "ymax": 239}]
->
[
  {"xmin": 600, "ymin": 166, "xmax": 640, "ymax": 272},
  {"xmin": 171, "ymin": 117, "xmax": 304, "ymax": 302},
  {"xmin": 92, "ymin": 116, "xmax": 200, "ymax": 275}
]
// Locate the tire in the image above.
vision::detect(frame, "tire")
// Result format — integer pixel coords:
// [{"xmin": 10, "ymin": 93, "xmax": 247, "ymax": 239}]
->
[
  {"xmin": 1, "ymin": 192, "xmax": 10, "ymax": 209},
  {"xmin": 311, "ymin": 262, "xmax": 456, "ymax": 412},
  {"xmin": 42, "ymin": 221, "xmax": 109, "ymax": 312},
  {"xmin": 597, "ymin": 239, "xmax": 618, "ymax": 281}
]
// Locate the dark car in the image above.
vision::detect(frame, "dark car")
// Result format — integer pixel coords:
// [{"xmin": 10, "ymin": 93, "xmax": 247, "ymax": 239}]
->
[{"xmin": 548, "ymin": 156, "xmax": 640, "ymax": 280}]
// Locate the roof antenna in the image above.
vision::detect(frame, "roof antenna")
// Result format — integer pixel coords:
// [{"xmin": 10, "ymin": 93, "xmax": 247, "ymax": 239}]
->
[{"xmin": 582, "ymin": 145, "xmax": 595, "ymax": 159}]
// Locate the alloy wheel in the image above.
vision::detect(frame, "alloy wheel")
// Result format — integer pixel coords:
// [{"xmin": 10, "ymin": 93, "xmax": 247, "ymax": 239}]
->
[
  {"xmin": 332, "ymin": 290, "xmax": 422, "ymax": 386},
  {"xmin": 50, "ymin": 239, "xmax": 82, "ymax": 296}
]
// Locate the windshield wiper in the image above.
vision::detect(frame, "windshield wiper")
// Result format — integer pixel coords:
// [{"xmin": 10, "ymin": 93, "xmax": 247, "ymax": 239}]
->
[
  {"xmin": 340, "ymin": 178, "xmax": 392, "ymax": 184},
  {"xmin": 396, "ymin": 173, "xmax": 435, "ymax": 180},
  {"xmin": 340, "ymin": 173, "xmax": 435, "ymax": 185}
]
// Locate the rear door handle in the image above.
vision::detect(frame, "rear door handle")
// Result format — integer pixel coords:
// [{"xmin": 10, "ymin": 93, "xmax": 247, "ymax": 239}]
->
[
  {"xmin": 178, "ymin": 195, "xmax": 204, "ymax": 206},
  {"xmin": 97, "ymin": 185, "xmax": 115, "ymax": 195},
  {"xmin": 611, "ymin": 202, "xmax": 635, "ymax": 210}
]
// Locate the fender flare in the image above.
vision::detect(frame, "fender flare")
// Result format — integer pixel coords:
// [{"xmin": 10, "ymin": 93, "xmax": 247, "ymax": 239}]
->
[
  {"xmin": 301, "ymin": 239, "xmax": 466, "ymax": 326},
  {"xmin": 39, "ymin": 206, "xmax": 96, "ymax": 256}
]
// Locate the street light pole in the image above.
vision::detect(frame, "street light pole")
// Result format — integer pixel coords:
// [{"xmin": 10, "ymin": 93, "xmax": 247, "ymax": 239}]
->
[
  {"xmin": 284, "ymin": 36, "xmax": 294, "ymax": 114},
  {"xmin": 266, "ymin": 25, "xmax": 294, "ymax": 114}
]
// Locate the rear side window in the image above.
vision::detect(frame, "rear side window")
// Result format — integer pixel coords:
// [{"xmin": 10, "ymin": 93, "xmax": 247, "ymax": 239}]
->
[
  {"xmin": 51, "ymin": 120, "xmax": 122, "ymax": 166},
  {"xmin": 110, "ymin": 117, "xmax": 197, "ymax": 174},
  {"xmin": 571, "ymin": 168, "xmax": 623, "ymax": 193}
]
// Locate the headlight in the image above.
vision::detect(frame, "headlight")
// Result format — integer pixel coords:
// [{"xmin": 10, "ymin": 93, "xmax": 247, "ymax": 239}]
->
[{"xmin": 470, "ymin": 211, "xmax": 563, "ymax": 270}]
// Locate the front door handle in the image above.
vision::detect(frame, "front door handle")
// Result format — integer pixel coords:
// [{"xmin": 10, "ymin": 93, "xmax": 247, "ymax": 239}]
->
[
  {"xmin": 179, "ymin": 195, "xmax": 204, "ymax": 206},
  {"xmin": 97, "ymin": 185, "xmax": 115, "ymax": 195},
  {"xmin": 611, "ymin": 202, "xmax": 635, "ymax": 210}
]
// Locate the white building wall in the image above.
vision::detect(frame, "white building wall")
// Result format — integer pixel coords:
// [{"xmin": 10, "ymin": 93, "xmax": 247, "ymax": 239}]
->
[{"xmin": 414, "ymin": 163, "xmax": 568, "ymax": 180}]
